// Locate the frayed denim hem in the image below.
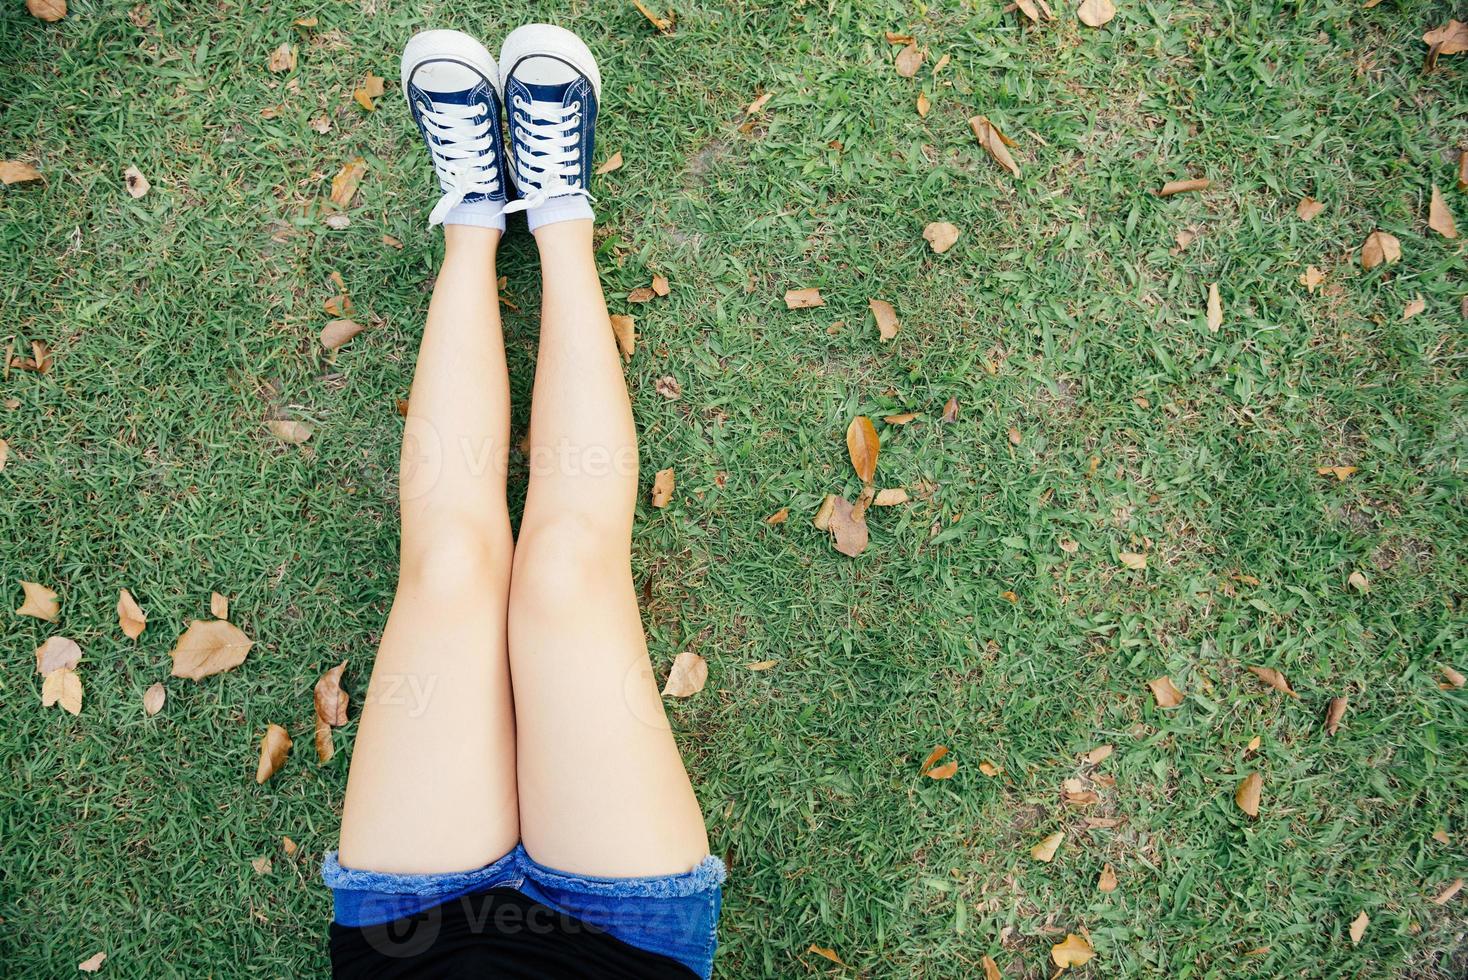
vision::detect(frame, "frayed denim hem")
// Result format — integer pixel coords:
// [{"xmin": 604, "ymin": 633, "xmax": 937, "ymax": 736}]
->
[{"xmin": 520, "ymin": 852, "xmax": 727, "ymax": 898}]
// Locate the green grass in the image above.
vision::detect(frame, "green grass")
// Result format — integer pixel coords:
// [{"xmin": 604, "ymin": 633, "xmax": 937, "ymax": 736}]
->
[{"xmin": 2, "ymin": 0, "xmax": 1465, "ymax": 976}]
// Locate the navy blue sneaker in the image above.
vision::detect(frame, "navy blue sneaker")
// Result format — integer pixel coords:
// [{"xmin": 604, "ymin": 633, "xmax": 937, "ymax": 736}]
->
[
  {"xmin": 400, "ymin": 30, "xmax": 509, "ymax": 228},
  {"xmin": 498, "ymin": 24, "xmax": 601, "ymax": 231}
]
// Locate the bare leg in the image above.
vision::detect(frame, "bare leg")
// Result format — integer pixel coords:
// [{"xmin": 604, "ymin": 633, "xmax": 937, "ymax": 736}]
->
[
  {"xmin": 508, "ymin": 219, "xmax": 709, "ymax": 876},
  {"xmin": 338, "ymin": 226, "xmax": 518, "ymax": 875}
]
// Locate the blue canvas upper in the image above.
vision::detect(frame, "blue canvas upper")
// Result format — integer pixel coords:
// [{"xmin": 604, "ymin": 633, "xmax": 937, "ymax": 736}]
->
[
  {"xmin": 405, "ymin": 63, "xmax": 509, "ymax": 206},
  {"xmin": 504, "ymin": 72, "xmax": 598, "ymax": 198}
]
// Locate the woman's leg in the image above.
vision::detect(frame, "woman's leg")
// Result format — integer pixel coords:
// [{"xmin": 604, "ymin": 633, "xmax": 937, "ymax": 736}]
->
[
  {"xmin": 508, "ymin": 218, "xmax": 710, "ymax": 876},
  {"xmin": 338, "ymin": 225, "xmax": 519, "ymax": 875}
]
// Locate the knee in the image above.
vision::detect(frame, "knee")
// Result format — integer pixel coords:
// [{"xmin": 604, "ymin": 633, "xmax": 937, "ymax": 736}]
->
[
  {"xmin": 400, "ymin": 519, "xmax": 511, "ymax": 597},
  {"xmin": 510, "ymin": 515, "xmax": 628, "ymax": 607}
]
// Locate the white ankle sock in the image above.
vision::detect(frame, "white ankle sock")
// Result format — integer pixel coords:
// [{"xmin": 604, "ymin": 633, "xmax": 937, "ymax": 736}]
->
[
  {"xmin": 443, "ymin": 198, "xmax": 507, "ymax": 232},
  {"xmin": 525, "ymin": 194, "xmax": 594, "ymax": 233}
]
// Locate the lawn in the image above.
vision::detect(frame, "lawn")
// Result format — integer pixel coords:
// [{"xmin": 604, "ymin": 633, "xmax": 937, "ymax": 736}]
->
[{"xmin": 2, "ymin": 0, "xmax": 1465, "ymax": 976}]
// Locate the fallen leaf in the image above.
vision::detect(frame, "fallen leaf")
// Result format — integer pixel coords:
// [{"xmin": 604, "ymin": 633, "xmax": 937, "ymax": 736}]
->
[
  {"xmin": 0, "ymin": 160, "xmax": 44, "ymax": 185},
  {"xmin": 310, "ymin": 115, "xmax": 333, "ymax": 134},
  {"xmin": 1247, "ymin": 665, "xmax": 1299, "ymax": 698},
  {"xmin": 1347, "ymin": 570, "xmax": 1370, "ymax": 593},
  {"xmin": 143, "ymin": 682, "xmax": 166, "ymax": 716},
  {"xmin": 1159, "ymin": 178, "xmax": 1210, "ymax": 196},
  {"xmin": 1432, "ymin": 878, "xmax": 1464, "ymax": 905},
  {"xmin": 1348, "ymin": 910, "xmax": 1369, "ymax": 944},
  {"xmin": 1246, "ymin": 734, "xmax": 1262, "ymax": 753},
  {"xmin": 969, "ymin": 115, "xmax": 1021, "ymax": 176},
  {"xmin": 1030, "ymin": 830, "xmax": 1064, "ymax": 862},
  {"xmin": 1235, "ymin": 771, "xmax": 1262, "ymax": 817},
  {"xmin": 329, "ymin": 158, "xmax": 367, "ymax": 209},
  {"xmin": 1083, "ymin": 744, "xmax": 1113, "ymax": 765},
  {"xmin": 207, "ymin": 591, "xmax": 228, "ymax": 620},
  {"xmin": 77, "ymin": 952, "xmax": 105, "ymax": 973},
  {"xmin": 1000, "ymin": 589, "xmax": 1019, "ymax": 604},
  {"xmin": 1059, "ymin": 538, "xmax": 1079, "ymax": 553},
  {"xmin": 26, "ymin": 0, "xmax": 65, "ymax": 21},
  {"xmin": 747, "ymin": 659, "xmax": 777, "ymax": 670},
  {"xmin": 1098, "ymin": 863, "xmax": 1119, "ymax": 893},
  {"xmin": 869, "ymin": 299, "xmax": 899, "ymax": 341},
  {"xmin": 651, "ymin": 274, "xmax": 670, "ymax": 298},
  {"xmin": 894, "ymin": 42, "xmax": 924, "ymax": 77},
  {"xmin": 293, "ymin": 15, "xmax": 317, "ymax": 27},
  {"xmin": 1403, "ymin": 296, "xmax": 1426, "ymax": 320},
  {"xmin": 846, "ymin": 416, "xmax": 880, "ymax": 484},
  {"xmin": 1203, "ymin": 281, "xmax": 1223, "ymax": 333},
  {"xmin": 1299, "ymin": 265, "xmax": 1328, "ymax": 295},
  {"xmin": 885, "ymin": 30, "xmax": 915, "ymax": 44},
  {"xmin": 1443, "ymin": 665, "xmax": 1466, "ymax": 688},
  {"xmin": 123, "ymin": 165, "xmax": 150, "ymax": 198},
  {"xmin": 784, "ymin": 287, "xmax": 824, "ymax": 309},
  {"xmin": 808, "ymin": 945, "xmax": 848, "ymax": 968},
  {"xmin": 744, "ymin": 91, "xmax": 773, "ymax": 115},
  {"xmin": 117, "ymin": 588, "xmax": 147, "ymax": 639},
  {"xmin": 662, "ymin": 650, "xmax": 707, "ymax": 697},
  {"xmin": 979, "ymin": 760, "xmax": 1002, "ymax": 776},
  {"xmin": 884, "ymin": 411, "xmax": 918, "ymax": 425},
  {"xmin": 1297, "ymin": 197, "xmax": 1325, "ymax": 221},
  {"xmin": 654, "ymin": 376, "xmax": 681, "ymax": 401},
  {"xmin": 1324, "ymin": 696, "xmax": 1347, "ymax": 735},
  {"xmin": 41, "ymin": 666, "xmax": 82, "ymax": 715},
  {"xmin": 170, "ymin": 619, "xmax": 254, "ymax": 680},
  {"xmin": 1119, "ymin": 551, "xmax": 1147, "ymax": 570},
  {"xmin": 1316, "ymin": 465, "xmax": 1356, "ymax": 481},
  {"xmin": 932, "ymin": 53, "xmax": 951, "ymax": 74},
  {"xmin": 315, "ymin": 660, "xmax": 349, "ymax": 763},
  {"xmin": 1422, "ymin": 20, "xmax": 1468, "ymax": 56},
  {"xmin": 1148, "ymin": 675, "xmax": 1184, "ymax": 708},
  {"xmin": 1461, "ymin": 152, "xmax": 1468, "ymax": 191},
  {"xmin": 321, "ymin": 319, "xmax": 364, "ymax": 350},
  {"xmin": 651, "ymin": 467, "xmax": 675, "ymax": 508},
  {"xmin": 941, "ymin": 397, "xmax": 959, "ymax": 423},
  {"xmin": 251, "ymin": 855, "xmax": 273, "ymax": 875},
  {"xmin": 1171, "ymin": 225, "xmax": 1198, "ymax": 254},
  {"xmin": 926, "ymin": 759, "xmax": 958, "ymax": 779},
  {"xmin": 268, "ymin": 42, "xmax": 297, "ymax": 73},
  {"xmin": 633, "ymin": 0, "xmax": 673, "ymax": 33},
  {"xmin": 1360, "ymin": 230, "xmax": 1400, "ymax": 270},
  {"xmin": 0, "ymin": 438, "xmax": 9, "ymax": 473},
  {"xmin": 609, "ymin": 313, "xmax": 636, "ymax": 360},
  {"xmin": 267, "ymin": 419, "xmax": 314, "ymax": 444},
  {"xmin": 981, "ymin": 954, "xmax": 1001, "ymax": 980},
  {"xmin": 820, "ymin": 494, "xmax": 870, "ymax": 557},
  {"xmin": 35, "ymin": 636, "xmax": 82, "ymax": 674},
  {"xmin": 353, "ymin": 72, "xmax": 385, "ymax": 111},
  {"xmin": 919, "ymin": 745, "xmax": 950, "ymax": 773},
  {"xmin": 16, "ymin": 580, "xmax": 59, "ymax": 621},
  {"xmin": 873, "ymin": 488, "xmax": 908, "ymax": 506},
  {"xmin": 765, "ymin": 507, "xmax": 789, "ymax": 525},
  {"xmin": 381, "ymin": 233, "xmax": 402, "ymax": 249},
  {"xmin": 1007, "ymin": 426, "xmax": 1022, "ymax": 446},
  {"xmin": 813, "ymin": 495, "xmax": 836, "ymax": 531},
  {"xmin": 915, "ymin": 91, "xmax": 930, "ymax": 117},
  {"xmin": 628, "ymin": 286, "xmax": 656, "ymax": 303},
  {"xmin": 923, "ymin": 221, "xmax": 959, "ymax": 253},
  {"xmin": 1428, "ymin": 185, "xmax": 1458, "ymax": 239},
  {"xmin": 256, "ymin": 724, "xmax": 292, "ymax": 783},
  {"xmin": 1051, "ymin": 933, "xmax": 1094, "ymax": 968},
  {"xmin": 1076, "ymin": 0, "xmax": 1116, "ymax": 28},
  {"xmin": 282, "ymin": 836, "xmax": 299, "ymax": 855},
  {"xmin": 1014, "ymin": 0, "xmax": 1049, "ymax": 23}
]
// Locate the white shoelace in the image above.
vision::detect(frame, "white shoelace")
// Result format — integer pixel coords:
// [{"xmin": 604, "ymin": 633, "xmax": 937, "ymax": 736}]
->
[
  {"xmin": 501, "ymin": 95, "xmax": 594, "ymax": 214},
  {"xmin": 419, "ymin": 99, "xmax": 502, "ymax": 226}
]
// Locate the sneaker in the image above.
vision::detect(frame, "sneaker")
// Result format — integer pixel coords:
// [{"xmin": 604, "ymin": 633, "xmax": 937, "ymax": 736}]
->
[
  {"xmin": 498, "ymin": 24, "xmax": 602, "ymax": 231},
  {"xmin": 400, "ymin": 29, "xmax": 509, "ymax": 228}
]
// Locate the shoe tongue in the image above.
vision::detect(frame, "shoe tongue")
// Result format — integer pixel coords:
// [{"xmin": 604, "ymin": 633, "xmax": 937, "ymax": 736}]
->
[{"xmin": 520, "ymin": 80, "xmax": 572, "ymax": 104}]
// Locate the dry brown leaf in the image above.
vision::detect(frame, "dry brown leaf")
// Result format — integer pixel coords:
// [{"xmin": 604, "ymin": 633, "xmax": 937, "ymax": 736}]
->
[
  {"xmin": 981, "ymin": 954, "xmax": 1001, "ymax": 980},
  {"xmin": 628, "ymin": 286, "xmax": 656, "ymax": 303},
  {"xmin": 846, "ymin": 416, "xmax": 880, "ymax": 484},
  {"xmin": 745, "ymin": 91, "xmax": 773, "ymax": 115},
  {"xmin": 267, "ymin": 419, "xmax": 314, "ymax": 444},
  {"xmin": 633, "ymin": 0, "xmax": 673, "ymax": 32},
  {"xmin": 1316, "ymin": 465, "xmax": 1357, "ymax": 481},
  {"xmin": 662, "ymin": 650, "xmax": 707, "ymax": 697},
  {"xmin": 1051, "ymin": 933, "xmax": 1094, "ymax": 968},
  {"xmin": 1159, "ymin": 178, "xmax": 1210, "ymax": 197},
  {"xmin": 1428, "ymin": 185, "xmax": 1458, "ymax": 239},
  {"xmin": 1015, "ymin": 0, "xmax": 1047, "ymax": 23},
  {"xmin": 923, "ymin": 221, "xmax": 959, "ymax": 253},
  {"xmin": 651, "ymin": 274, "xmax": 670, "ymax": 298},
  {"xmin": 932, "ymin": 53, "xmax": 951, "ymax": 74},
  {"xmin": 1171, "ymin": 225, "xmax": 1198, "ymax": 254},
  {"xmin": 1442, "ymin": 665, "xmax": 1466, "ymax": 688},
  {"xmin": 1098, "ymin": 863, "xmax": 1119, "ymax": 893},
  {"xmin": 873, "ymin": 488, "xmax": 908, "ymax": 506},
  {"xmin": 1423, "ymin": 20, "xmax": 1468, "ymax": 55},
  {"xmin": 1059, "ymin": 537, "xmax": 1079, "ymax": 554},
  {"xmin": 1348, "ymin": 910, "xmax": 1369, "ymax": 944},
  {"xmin": 609, "ymin": 313, "xmax": 636, "ymax": 360},
  {"xmin": 1119, "ymin": 551, "xmax": 1147, "ymax": 570},
  {"xmin": 41, "ymin": 666, "xmax": 82, "ymax": 715},
  {"xmin": 869, "ymin": 299, "xmax": 899, "ymax": 341},
  {"xmin": 321, "ymin": 319, "xmax": 365, "ymax": 351},
  {"xmin": 813, "ymin": 495, "xmax": 836, "ymax": 531},
  {"xmin": 1007, "ymin": 426, "xmax": 1022, "ymax": 446},
  {"xmin": 268, "ymin": 42, "xmax": 297, "ymax": 73},
  {"xmin": 207, "ymin": 591, "xmax": 227, "ymax": 620},
  {"xmin": 915, "ymin": 91, "xmax": 930, "ymax": 117},
  {"xmin": 1297, "ymin": 197, "xmax": 1325, "ymax": 221},
  {"xmin": 919, "ymin": 744, "xmax": 949, "ymax": 773},
  {"xmin": 251, "ymin": 855, "xmax": 273, "ymax": 875},
  {"xmin": 35, "ymin": 636, "xmax": 82, "ymax": 675},
  {"xmin": 17, "ymin": 580, "xmax": 59, "ymax": 621},
  {"xmin": 1205, "ymin": 281, "xmax": 1223, "ymax": 333},
  {"xmin": 123, "ymin": 165, "xmax": 150, "ymax": 199},
  {"xmin": 1148, "ymin": 675, "xmax": 1184, "ymax": 708},
  {"xmin": 329, "ymin": 157, "xmax": 367, "ymax": 209},
  {"xmin": 808, "ymin": 945, "xmax": 848, "ymax": 968},
  {"xmin": 979, "ymin": 760, "xmax": 1002, "ymax": 777},
  {"xmin": 117, "ymin": 588, "xmax": 147, "ymax": 639},
  {"xmin": 1246, "ymin": 734, "xmax": 1262, "ymax": 753},
  {"xmin": 27, "ymin": 0, "xmax": 66, "ymax": 21},
  {"xmin": 1347, "ymin": 570, "xmax": 1370, "ymax": 593},
  {"xmin": 1432, "ymin": 878, "xmax": 1464, "ymax": 905},
  {"xmin": 1030, "ymin": 830, "xmax": 1064, "ymax": 862},
  {"xmin": 884, "ymin": 411, "xmax": 918, "ymax": 425},
  {"xmin": 0, "ymin": 160, "xmax": 44, "ymax": 185},
  {"xmin": 784, "ymin": 287, "xmax": 824, "ymax": 309},
  {"xmin": 894, "ymin": 42, "xmax": 924, "ymax": 77},
  {"xmin": 1235, "ymin": 771, "xmax": 1262, "ymax": 817},
  {"xmin": 1083, "ymin": 744, "xmax": 1113, "ymax": 765},
  {"xmin": 1314, "ymin": 698, "xmax": 1347, "ymax": 739},
  {"xmin": 282, "ymin": 835, "xmax": 299, "ymax": 855},
  {"xmin": 315, "ymin": 661, "xmax": 349, "ymax": 728},
  {"xmin": 1247, "ymin": 665, "xmax": 1299, "ymax": 698},
  {"xmin": 941, "ymin": 397, "xmax": 959, "ymax": 423},
  {"xmin": 651, "ymin": 467, "xmax": 675, "ymax": 509},
  {"xmin": 353, "ymin": 72, "xmax": 385, "ymax": 111},
  {"xmin": 747, "ymin": 659, "xmax": 777, "ymax": 671},
  {"xmin": 77, "ymin": 953, "xmax": 105, "ymax": 973},
  {"xmin": 969, "ymin": 116, "xmax": 1021, "ymax": 177},
  {"xmin": 1076, "ymin": 0, "xmax": 1117, "ymax": 27},
  {"xmin": 310, "ymin": 115, "xmax": 333, "ymax": 134},
  {"xmin": 592, "ymin": 150, "xmax": 625, "ymax": 177},
  {"xmin": 0, "ymin": 438, "xmax": 7, "ymax": 473},
  {"xmin": 821, "ymin": 494, "xmax": 870, "ymax": 557},
  {"xmin": 1403, "ymin": 296, "xmax": 1426, "ymax": 320},
  {"xmin": 257, "ymin": 724, "xmax": 292, "ymax": 783},
  {"xmin": 765, "ymin": 507, "xmax": 789, "ymax": 525},
  {"xmin": 1461, "ymin": 152, "xmax": 1468, "ymax": 192},
  {"xmin": 143, "ymin": 682, "xmax": 166, "ymax": 716},
  {"xmin": 926, "ymin": 759, "xmax": 958, "ymax": 779},
  {"xmin": 885, "ymin": 30, "xmax": 915, "ymax": 44},
  {"xmin": 293, "ymin": 15, "xmax": 318, "ymax": 27},
  {"xmin": 1360, "ymin": 230, "xmax": 1400, "ymax": 269},
  {"xmin": 999, "ymin": 589, "xmax": 1019, "ymax": 604},
  {"xmin": 170, "ymin": 619, "xmax": 254, "ymax": 680},
  {"xmin": 1300, "ymin": 266, "xmax": 1327, "ymax": 293}
]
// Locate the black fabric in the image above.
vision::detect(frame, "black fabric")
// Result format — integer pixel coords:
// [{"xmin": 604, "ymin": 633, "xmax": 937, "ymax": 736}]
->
[{"xmin": 329, "ymin": 887, "xmax": 696, "ymax": 979}]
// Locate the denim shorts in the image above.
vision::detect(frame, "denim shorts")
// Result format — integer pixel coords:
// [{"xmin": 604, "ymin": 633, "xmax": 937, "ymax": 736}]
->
[{"xmin": 323, "ymin": 844, "xmax": 726, "ymax": 978}]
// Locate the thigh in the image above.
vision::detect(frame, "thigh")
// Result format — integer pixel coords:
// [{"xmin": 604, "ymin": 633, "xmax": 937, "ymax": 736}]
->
[
  {"xmin": 338, "ymin": 553, "xmax": 519, "ymax": 875},
  {"xmin": 508, "ymin": 535, "xmax": 709, "ymax": 877}
]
